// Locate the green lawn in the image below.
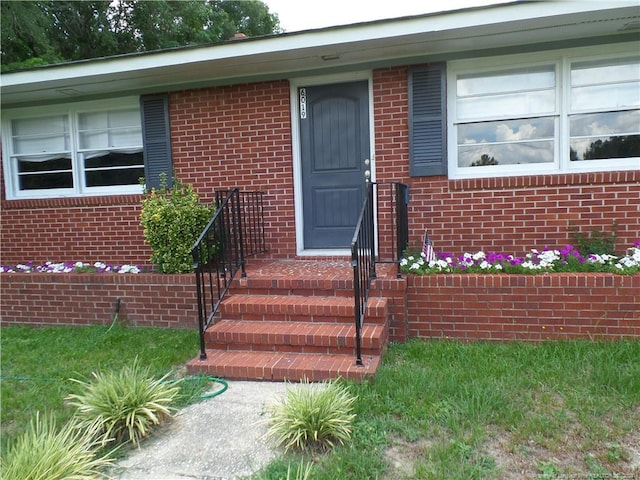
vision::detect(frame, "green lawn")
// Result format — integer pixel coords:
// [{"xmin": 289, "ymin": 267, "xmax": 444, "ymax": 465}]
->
[
  {"xmin": 0, "ymin": 324, "xmax": 204, "ymax": 454},
  {"xmin": 255, "ymin": 339, "xmax": 640, "ymax": 480},
  {"xmin": 2, "ymin": 326, "xmax": 638, "ymax": 479}
]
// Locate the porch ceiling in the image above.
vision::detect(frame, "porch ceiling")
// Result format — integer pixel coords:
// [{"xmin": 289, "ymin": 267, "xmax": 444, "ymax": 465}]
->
[{"xmin": 1, "ymin": 1, "xmax": 638, "ymax": 108}]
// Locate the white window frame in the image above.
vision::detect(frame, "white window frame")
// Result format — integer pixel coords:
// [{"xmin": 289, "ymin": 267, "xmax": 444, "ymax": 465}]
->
[
  {"xmin": 2, "ymin": 97, "xmax": 144, "ymax": 199},
  {"xmin": 447, "ymin": 43, "xmax": 640, "ymax": 179}
]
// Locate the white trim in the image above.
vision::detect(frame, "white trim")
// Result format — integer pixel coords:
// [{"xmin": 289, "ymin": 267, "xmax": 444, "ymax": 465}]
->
[
  {"xmin": 447, "ymin": 43, "xmax": 640, "ymax": 180},
  {"xmin": 289, "ymin": 71, "xmax": 374, "ymax": 255},
  {"xmin": 2, "ymin": 97, "xmax": 143, "ymax": 200},
  {"xmin": 4, "ymin": 3, "xmax": 636, "ymax": 107},
  {"xmin": 2, "ymin": 1, "xmax": 629, "ymax": 87}
]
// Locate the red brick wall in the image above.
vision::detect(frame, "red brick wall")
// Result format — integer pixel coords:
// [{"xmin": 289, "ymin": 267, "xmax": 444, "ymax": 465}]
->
[
  {"xmin": 0, "ymin": 195, "xmax": 150, "ymax": 265},
  {"xmin": 372, "ymin": 66, "xmax": 640, "ymax": 257},
  {"xmin": 3, "ymin": 272, "xmax": 637, "ymax": 342},
  {"xmin": 2, "ymin": 69, "xmax": 638, "ymax": 265},
  {"xmin": 0, "ymin": 273, "xmax": 197, "ymax": 329},
  {"xmin": 407, "ymin": 273, "xmax": 640, "ymax": 340},
  {"xmin": 169, "ymin": 81, "xmax": 296, "ymax": 258}
]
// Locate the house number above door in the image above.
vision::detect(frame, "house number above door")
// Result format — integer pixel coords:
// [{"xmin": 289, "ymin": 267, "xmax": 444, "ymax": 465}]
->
[{"xmin": 299, "ymin": 88, "xmax": 307, "ymax": 119}]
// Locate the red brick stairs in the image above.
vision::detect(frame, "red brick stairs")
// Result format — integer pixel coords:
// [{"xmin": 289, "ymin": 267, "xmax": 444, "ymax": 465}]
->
[{"xmin": 186, "ymin": 260, "xmax": 400, "ymax": 382}]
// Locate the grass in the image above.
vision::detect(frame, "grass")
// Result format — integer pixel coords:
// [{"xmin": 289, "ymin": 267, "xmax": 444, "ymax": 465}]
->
[
  {"xmin": 0, "ymin": 324, "xmax": 203, "ymax": 454},
  {"xmin": 254, "ymin": 339, "xmax": 640, "ymax": 479},
  {"xmin": 3, "ymin": 327, "xmax": 638, "ymax": 478}
]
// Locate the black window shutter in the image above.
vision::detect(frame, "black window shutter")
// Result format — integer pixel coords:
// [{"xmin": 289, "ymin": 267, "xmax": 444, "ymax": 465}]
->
[
  {"xmin": 141, "ymin": 94, "xmax": 173, "ymax": 189},
  {"xmin": 408, "ymin": 64, "xmax": 447, "ymax": 177}
]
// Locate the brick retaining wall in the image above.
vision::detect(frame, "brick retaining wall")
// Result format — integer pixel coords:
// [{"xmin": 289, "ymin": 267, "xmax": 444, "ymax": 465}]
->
[
  {"xmin": 407, "ymin": 273, "xmax": 640, "ymax": 340},
  {"xmin": 2, "ymin": 273, "xmax": 638, "ymax": 341},
  {"xmin": 0, "ymin": 273, "xmax": 197, "ymax": 329}
]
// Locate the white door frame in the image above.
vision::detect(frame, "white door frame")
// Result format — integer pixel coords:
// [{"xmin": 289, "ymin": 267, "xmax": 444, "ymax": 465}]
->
[{"xmin": 289, "ymin": 70, "xmax": 375, "ymax": 256}]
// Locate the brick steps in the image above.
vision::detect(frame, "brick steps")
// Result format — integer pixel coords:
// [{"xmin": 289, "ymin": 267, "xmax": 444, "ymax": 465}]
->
[
  {"xmin": 187, "ymin": 350, "xmax": 381, "ymax": 382},
  {"xmin": 186, "ymin": 260, "xmax": 398, "ymax": 382},
  {"xmin": 204, "ymin": 320, "xmax": 387, "ymax": 355},
  {"xmin": 219, "ymin": 294, "xmax": 387, "ymax": 324}
]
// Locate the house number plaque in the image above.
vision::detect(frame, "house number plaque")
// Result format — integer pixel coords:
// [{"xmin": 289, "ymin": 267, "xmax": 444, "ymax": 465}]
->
[{"xmin": 299, "ymin": 88, "xmax": 307, "ymax": 119}]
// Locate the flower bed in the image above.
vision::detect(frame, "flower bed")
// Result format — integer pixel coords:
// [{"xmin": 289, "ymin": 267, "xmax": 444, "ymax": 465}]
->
[
  {"xmin": 401, "ymin": 244, "xmax": 640, "ymax": 275},
  {"xmin": 0, "ymin": 261, "xmax": 145, "ymax": 274},
  {"xmin": 399, "ymin": 243, "xmax": 640, "ymax": 341}
]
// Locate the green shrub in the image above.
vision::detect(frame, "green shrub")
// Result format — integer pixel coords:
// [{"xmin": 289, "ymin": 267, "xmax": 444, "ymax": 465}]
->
[
  {"xmin": 265, "ymin": 379, "xmax": 357, "ymax": 452},
  {"xmin": 0, "ymin": 412, "xmax": 112, "ymax": 480},
  {"xmin": 66, "ymin": 358, "xmax": 180, "ymax": 447},
  {"xmin": 570, "ymin": 221, "xmax": 617, "ymax": 256},
  {"xmin": 140, "ymin": 174, "xmax": 215, "ymax": 273}
]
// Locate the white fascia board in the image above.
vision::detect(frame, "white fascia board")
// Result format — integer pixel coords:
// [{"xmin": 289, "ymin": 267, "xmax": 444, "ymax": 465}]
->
[{"xmin": 3, "ymin": 1, "xmax": 636, "ymax": 90}]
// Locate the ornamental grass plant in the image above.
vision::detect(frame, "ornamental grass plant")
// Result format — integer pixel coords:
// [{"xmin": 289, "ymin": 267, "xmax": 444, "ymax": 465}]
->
[
  {"xmin": 66, "ymin": 357, "xmax": 180, "ymax": 447},
  {"xmin": 0, "ymin": 412, "xmax": 113, "ymax": 480},
  {"xmin": 265, "ymin": 379, "xmax": 357, "ymax": 453}
]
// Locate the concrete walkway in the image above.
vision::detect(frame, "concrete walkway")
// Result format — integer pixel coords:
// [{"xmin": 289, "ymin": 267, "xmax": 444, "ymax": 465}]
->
[{"xmin": 106, "ymin": 380, "xmax": 291, "ymax": 480}]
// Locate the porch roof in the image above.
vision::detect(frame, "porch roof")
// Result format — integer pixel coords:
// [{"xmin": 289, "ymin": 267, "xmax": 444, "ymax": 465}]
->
[{"xmin": 1, "ymin": 1, "xmax": 638, "ymax": 108}]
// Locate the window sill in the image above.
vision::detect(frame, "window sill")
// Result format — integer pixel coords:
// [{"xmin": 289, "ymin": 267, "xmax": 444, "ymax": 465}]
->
[
  {"xmin": 1, "ymin": 193, "xmax": 144, "ymax": 210},
  {"xmin": 449, "ymin": 169, "xmax": 640, "ymax": 192}
]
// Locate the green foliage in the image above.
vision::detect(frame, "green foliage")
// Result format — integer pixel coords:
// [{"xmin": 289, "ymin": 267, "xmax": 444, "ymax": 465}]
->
[
  {"xmin": 1, "ymin": 0, "xmax": 281, "ymax": 70},
  {"xmin": 266, "ymin": 379, "xmax": 357, "ymax": 452},
  {"xmin": 1, "ymin": 325, "xmax": 203, "ymax": 454},
  {"xmin": 286, "ymin": 459, "xmax": 314, "ymax": 480},
  {"xmin": 253, "ymin": 340, "xmax": 639, "ymax": 479},
  {"xmin": 66, "ymin": 358, "xmax": 180, "ymax": 447},
  {"xmin": 570, "ymin": 222, "xmax": 617, "ymax": 256},
  {"xmin": 0, "ymin": 413, "xmax": 113, "ymax": 480},
  {"xmin": 140, "ymin": 174, "xmax": 215, "ymax": 273}
]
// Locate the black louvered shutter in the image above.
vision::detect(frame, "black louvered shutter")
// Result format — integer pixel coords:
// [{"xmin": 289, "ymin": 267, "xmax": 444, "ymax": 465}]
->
[
  {"xmin": 141, "ymin": 94, "xmax": 172, "ymax": 189},
  {"xmin": 408, "ymin": 64, "xmax": 447, "ymax": 177}
]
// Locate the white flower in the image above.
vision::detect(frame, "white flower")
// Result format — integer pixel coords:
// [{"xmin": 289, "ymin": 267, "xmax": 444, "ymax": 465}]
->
[
  {"xmin": 410, "ymin": 262, "xmax": 421, "ymax": 270},
  {"xmin": 472, "ymin": 251, "xmax": 485, "ymax": 261},
  {"xmin": 118, "ymin": 265, "xmax": 140, "ymax": 274},
  {"xmin": 400, "ymin": 258, "xmax": 408, "ymax": 266}
]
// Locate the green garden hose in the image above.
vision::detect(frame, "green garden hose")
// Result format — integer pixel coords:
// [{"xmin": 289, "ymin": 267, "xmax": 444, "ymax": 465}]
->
[{"xmin": 0, "ymin": 375, "xmax": 229, "ymax": 399}]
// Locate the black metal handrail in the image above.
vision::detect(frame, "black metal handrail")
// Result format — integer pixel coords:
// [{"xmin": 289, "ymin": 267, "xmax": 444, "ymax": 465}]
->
[
  {"xmin": 350, "ymin": 182, "xmax": 408, "ymax": 365},
  {"xmin": 192, "ymin": 189, "xmax": 266, "ymax": 360}
]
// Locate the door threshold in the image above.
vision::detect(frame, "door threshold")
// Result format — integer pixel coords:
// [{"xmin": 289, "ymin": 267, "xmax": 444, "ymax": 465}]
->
[{"xmin": 297, "ymin": 249, "xmax": 350, "ymax": 257}]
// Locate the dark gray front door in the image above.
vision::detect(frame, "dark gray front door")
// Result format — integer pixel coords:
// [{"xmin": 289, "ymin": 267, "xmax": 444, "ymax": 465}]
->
[{"xmin": 299, "ymin": 80, "xmax": 370, "ymax": 249}]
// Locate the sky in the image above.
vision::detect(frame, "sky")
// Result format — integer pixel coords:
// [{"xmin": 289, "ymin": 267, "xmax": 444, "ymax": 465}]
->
[{"xmin": 263, "ymin": 0, "xmax": 512, "ymax": 32}]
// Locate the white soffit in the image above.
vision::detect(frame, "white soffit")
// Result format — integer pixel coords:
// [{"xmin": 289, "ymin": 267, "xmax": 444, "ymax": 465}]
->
[{"xmin": 1, "ymin": 1, "xmax": 638, "ymax": 107}]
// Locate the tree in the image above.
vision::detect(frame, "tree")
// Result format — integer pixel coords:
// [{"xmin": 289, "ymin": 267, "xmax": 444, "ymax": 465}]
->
[
  {"xmin": 470, "ymin": 154, "xmax": 499, "ymax": 166},
  {"xmin": 1, "ymin": 0, "xmax": 281, "ymax": 71},
  {"xmin": 582, "ymin": 135, "xmax": 640, "ymax": 160},
  {"xmin": 0, "ymin": 1, "xmax": 62, "ymax": 69}
]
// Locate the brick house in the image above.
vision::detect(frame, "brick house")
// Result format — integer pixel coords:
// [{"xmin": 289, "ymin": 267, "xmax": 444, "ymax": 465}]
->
[
  {"xmin": 2, "ymin": 1, "xmax": 639, "ymax": 264},
  {"xmin": 1, "ymin": 2, "xmax": 639, "ymax": 380}
]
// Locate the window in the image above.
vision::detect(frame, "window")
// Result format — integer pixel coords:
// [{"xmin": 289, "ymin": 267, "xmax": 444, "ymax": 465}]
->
[
  {"xmin": 3, "ymin": 98, "xmax": 145, "ymax": 198},
  {"xmin": 569, "ymin": 59, "xmax": 640, "ymax": 163},
  {"xmin": 447, "ymin": 45, "xmax": 640, "ymax": 179}
]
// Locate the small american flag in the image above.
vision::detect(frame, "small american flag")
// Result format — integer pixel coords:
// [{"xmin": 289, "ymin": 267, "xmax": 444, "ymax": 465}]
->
[{"xmin": 422, "ymin": 231, "xmax": 436, "ymax": 262}]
